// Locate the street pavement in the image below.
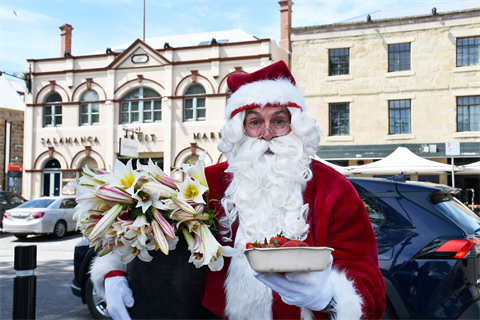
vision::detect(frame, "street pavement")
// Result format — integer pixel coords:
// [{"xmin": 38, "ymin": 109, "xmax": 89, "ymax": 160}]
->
[{"xmin": 0, "ymin": 230, "xmax": 94, "ymax": 320}]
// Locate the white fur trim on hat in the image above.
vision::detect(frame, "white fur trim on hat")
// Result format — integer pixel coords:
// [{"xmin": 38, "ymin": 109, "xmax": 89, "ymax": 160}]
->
[{"xmin": 225, "ymin": 78, "xmax": 307, "ymax": 120}]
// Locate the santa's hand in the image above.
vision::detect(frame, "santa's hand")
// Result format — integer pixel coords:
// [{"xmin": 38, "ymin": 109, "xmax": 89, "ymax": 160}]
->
[
  {"xmin": 105, "ymin": 276, "xmax": 135, "ymax": 320},
  {"xmin": 254, "ymin": 255, "xmax": 333, "ymax": 311}
]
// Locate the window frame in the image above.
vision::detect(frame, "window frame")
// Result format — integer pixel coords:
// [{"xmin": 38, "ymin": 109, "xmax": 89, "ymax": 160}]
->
[
  {"xmin": 388, "ymin": 99, "xmax": 411, "ymax": 135},
  {"xmin": 456, "ymin": 96, "xmax": 480, "ymax": 132},
  {"xmin": 329, "ymin": 102, "xmax": 350, "ymax": 136},
  {"xmin": 388, "ymin": 43, "xmax": 411, "ymax": 72},
  {"xmin": 456, "ymin": 36, "xmax": 479, "ymax": 67},
  {"xmin": 80, "ymin": 90, "xmax": 100, "ymax": 126},
  {"xmin": 183, "ymin": 84, "xmax": 206, "ymax": 122},
  {"xmin": 120, "ymin": 87, "xmax": 162, "ymax": 124},
  {"xmin": 329, "ymin": 48, "xmax": 350, "ymax": 76},
  {"xmin": 44, "ymin": 93, "xmax": 63, "ymax": 127}
]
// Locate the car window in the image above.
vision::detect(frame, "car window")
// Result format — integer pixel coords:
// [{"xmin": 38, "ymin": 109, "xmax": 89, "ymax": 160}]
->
[
  {"xmin": 16, "ymin": 199, "xmax": 56, "ymax": 209},
  {"xmin": 434, "ymin": 197, "xmax": 480, "ymax": 235},
  {"xmin": 60, "ymin": 198, "xmax": 77, "ymax": 209},
  {"xmin": 0, "ymin": 194, "xmax": 7, "ymax": 205},
  {"xmin": 9, "ymin": 195, "xmax": 25, "ymax": 204},
  {"xmin": 361, "ymin": 197, "xmax": 386, "ymax": 229}
]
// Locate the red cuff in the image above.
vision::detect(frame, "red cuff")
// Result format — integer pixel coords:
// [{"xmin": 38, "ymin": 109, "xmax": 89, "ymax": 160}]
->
[{"xmin": 104, "ymin": 270, "xmax": 126, "ymax": 285}]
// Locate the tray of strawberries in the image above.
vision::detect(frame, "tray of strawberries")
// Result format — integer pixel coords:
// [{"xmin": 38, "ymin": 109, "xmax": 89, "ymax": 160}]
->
[{"xmin": 244, "ymin": 233, "xmax": 333, "ymax": 273}]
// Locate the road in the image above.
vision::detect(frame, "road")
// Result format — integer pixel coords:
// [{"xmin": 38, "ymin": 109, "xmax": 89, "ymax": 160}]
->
[{"xmin": 0, "ymin": 230, "xmax": 93, "ymax": 320}]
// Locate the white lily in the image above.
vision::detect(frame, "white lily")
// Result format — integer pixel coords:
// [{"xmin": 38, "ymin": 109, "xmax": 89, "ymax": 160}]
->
[
  {"xmin": 175, "ymin": 178, "xmax": 208, "ymax": 204},
  {"xmin": 138, "ymin": 158, "xmax": 182, "ymax": 189},
  {"xmin": 95, "ymin": 159, "xmax": 145, "ymax": 195},
  {"xmin": 124, "ymin": 214, "xmax": 149, "ymax": 247},
  {"xmin": 88, "ymin": 203, "xmax": 123, "ymax": 241},
  {"xmin": 181, "ymin": 150, "xmax": 209, "ymax": 188},
  {"xmin": 188, "ymin": 223, "xmax": 239, "ymax": 270}
]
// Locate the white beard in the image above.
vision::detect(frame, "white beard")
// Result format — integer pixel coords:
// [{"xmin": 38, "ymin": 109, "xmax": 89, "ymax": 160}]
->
[{"xmin": 222, "ymin": 133, "xmax": 313, "ymax": 320}]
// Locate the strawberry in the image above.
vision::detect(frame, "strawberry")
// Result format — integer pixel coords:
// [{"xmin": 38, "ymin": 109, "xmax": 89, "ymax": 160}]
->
[
  {"xmin": 270, "ymin": 236, "xmax": 288, "ymax": 247},
  {"xmin": 280, "ymin": 240, "xmax": 310, "ymax": 247}
]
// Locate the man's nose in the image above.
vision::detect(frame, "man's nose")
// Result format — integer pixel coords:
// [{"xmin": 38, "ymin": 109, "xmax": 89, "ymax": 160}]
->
[{"xmin": 261, "ymin": 124, "xmax": 274, "ymax": 141}]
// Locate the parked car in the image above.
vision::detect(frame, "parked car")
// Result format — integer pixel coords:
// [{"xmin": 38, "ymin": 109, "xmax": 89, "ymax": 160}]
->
[
  {"xmin": 71, "ymin": 176, "xmax": 480, "ymax": 319},
  {"xmin": 3, "ymin": 196, "xmax": 77, "ymax": 239},
  {"xmin": 0, "ymin": 191, "xmax": 27, "ymax": 229}
]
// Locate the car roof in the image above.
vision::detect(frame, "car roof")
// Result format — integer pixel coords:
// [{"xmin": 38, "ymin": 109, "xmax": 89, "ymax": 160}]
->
[{"xmin": 347, "ymin": 176, "xmax": 457, "ymax": 192}]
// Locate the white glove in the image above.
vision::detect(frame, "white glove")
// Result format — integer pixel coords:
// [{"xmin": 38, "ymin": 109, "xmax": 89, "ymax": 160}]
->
[
  {"xmin": 254, "ymin": 255, "xmax": 333, "ymax": 311},
  {"xmin": 105, "ymin": 276, "xmax": 135, "ymax": 320}
]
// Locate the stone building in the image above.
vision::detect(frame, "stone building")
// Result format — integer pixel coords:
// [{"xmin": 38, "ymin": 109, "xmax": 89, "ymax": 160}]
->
[
  {"xmin": 289, "ymin": 1, "xmax": 479, "ymax": 200},
  {"xmin": 0, "ymin": 76, "xmax": 25, "ymax": 194},
  {"xmin": 23, "ymin": 25, "xmax": 287, "ymax": 199}
]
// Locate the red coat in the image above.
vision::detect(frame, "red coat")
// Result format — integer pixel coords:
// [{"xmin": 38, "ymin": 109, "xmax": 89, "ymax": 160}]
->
[{"xmin": 202, "ymin": 160, "xmax": 386, "ymax": 319}]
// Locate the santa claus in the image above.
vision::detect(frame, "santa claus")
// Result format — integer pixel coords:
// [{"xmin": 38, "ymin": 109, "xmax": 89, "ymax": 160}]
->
[{"xmin": 90, "ymin": 60, "xmax": 386, "ymax": 320}]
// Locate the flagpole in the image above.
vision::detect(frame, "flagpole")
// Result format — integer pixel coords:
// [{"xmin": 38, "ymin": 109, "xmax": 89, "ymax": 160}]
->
[{"xmin": 143, "ymin": 0, "xmax": 145, "ymax": 41}]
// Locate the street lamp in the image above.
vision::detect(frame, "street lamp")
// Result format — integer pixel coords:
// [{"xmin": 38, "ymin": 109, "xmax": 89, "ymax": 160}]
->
[{"xmin": 0, "ymin": 65, "xmax": 32, "ymax": 94}]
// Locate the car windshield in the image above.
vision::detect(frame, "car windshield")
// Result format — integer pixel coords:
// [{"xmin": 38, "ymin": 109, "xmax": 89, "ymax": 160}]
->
[
  {"xmin": 16, "ymin": 199, "xmax": 56, "ymax": 209},
  {"xmin": 434, "ymin": 197, "xmax": 480, "ymax": 234}
]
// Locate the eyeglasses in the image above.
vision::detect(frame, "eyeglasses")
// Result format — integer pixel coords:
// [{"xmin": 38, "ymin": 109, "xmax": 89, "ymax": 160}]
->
[{"xmin": 244, "ymin": 120, "xmax": 291, "ymax": 138}]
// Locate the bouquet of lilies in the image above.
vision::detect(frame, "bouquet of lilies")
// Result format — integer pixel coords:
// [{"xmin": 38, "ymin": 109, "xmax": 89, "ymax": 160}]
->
[{"xmin": 73, "ymin": 152, "xmax": 238, "ymax": 271}]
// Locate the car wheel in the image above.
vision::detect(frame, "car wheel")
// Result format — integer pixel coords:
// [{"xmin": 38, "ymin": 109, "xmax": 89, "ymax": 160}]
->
[
  {"xmin": 85, "ymin": 277, "xmax": 111, "ymax": 319},
  {"xmin": 381, "ymin": 299, "xmax": 399, "ymax": 320},
  {"xmin": 14, "ymin": 234, "xmax": 28, "ymax": 239},
  {"xmin": 51, "ymin": 221, "xmax": 67, "ymax": 239}
]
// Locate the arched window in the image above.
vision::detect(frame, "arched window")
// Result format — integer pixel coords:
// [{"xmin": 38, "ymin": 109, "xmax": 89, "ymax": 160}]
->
[
  {"xmin": 120, "ymin": 88, "xmax": 161, "ymax": 124},
  {"xmin": 44, "ymin": 93, "xmax": 62, "ymax": 127},
  {"xmin": 184, "ymin": 84, "xmax": 206, "ymax": 121},
  {"xmin": 80, "ymin": 90, "xmax": 100, "ymax": 126}
]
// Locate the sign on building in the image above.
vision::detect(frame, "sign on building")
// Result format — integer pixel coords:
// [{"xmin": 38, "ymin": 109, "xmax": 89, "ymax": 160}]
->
[
  {"xmin": 445, "ymin": 142, "xmax": 460, "ymax": 156},
  {"xmin": 119, "ymin": 138, "xmax": 139, "ymax": 158}
]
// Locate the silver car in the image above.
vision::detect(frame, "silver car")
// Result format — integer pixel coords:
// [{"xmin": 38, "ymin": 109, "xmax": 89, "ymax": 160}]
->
[{"xmin": 2, "ymin": 196, "xmax": 77, "ymax": 239}]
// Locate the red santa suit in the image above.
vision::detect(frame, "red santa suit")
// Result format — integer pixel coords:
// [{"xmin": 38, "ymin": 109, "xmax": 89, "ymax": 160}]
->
[{"xmin": 202, "ymin": 160, "xmax": 386, "ymax": 320}]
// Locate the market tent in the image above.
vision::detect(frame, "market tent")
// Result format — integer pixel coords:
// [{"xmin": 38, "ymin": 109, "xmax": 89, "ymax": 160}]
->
[
  {"xmin": 348, "ymin": 147, "xmax": 455, "ymax": 175},
  {"xmin": 457, "ymin": 161, "xmax": 480, "ymax": 175},
  {"xmin": 314, "ymin": 156, "xmax": 353, "ymax": 175}
]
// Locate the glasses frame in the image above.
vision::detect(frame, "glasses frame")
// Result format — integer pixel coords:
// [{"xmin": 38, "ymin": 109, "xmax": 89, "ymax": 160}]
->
[{"xmin": 243, "ymin": 123, "xmax": 291, "ymax": 139}]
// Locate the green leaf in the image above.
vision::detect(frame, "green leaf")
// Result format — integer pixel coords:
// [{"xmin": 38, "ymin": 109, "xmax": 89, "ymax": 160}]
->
[{"xmin": 130, "ymin": 207, "xmax": 143, "ymax": 219}]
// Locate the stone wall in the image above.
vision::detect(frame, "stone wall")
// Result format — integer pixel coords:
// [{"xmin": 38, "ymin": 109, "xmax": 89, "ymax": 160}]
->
[
  {"xmin": 0, "ymin": 109, "xmax": 24, "ymax": 189},
  {"xmin": 291, "ymin": 12, "xmax": 480, "ymax": 148}
]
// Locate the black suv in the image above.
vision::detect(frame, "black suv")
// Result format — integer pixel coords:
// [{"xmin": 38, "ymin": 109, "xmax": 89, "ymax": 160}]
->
[
  {"xmin": 0, "ymin": 191, "xmax": 27, "ymax": 229},
  {"xmin": 72, "ymin": 176, "xmax": 480, "ymax": 319}
]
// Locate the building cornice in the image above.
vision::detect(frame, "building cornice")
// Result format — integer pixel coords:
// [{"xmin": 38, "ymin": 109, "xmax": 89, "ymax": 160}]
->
[{"xmin": 292, "ymin": 8, "xmax": 480, "ymax": 36}]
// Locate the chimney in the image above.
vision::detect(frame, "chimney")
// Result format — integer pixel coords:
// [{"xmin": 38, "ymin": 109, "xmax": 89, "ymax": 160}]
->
[
  {"xmin": 60, "ymin": 24, "xmax": 73, "ymax": 57},
  {"xmin": 278, "ymin": 0, "xmax": 293, "ymax": 53}
]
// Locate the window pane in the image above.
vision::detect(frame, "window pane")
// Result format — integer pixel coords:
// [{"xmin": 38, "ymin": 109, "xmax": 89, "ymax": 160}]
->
[
  {"xmin": 154, "ymin": 101, "xmax": 161, "ymax": 110},
  {"xmin": 143, "ymin": 89, "xmax": 160, "ymax": 98},
  {"xmin": 143, "ymin": 101, "xmax": 152, "ymax": 111},
  {"xmin": 329, "ymin": 103, "xmax": 350, "ymax": 136},
  {"xmin": 91, "ymin": 113, "xmax": 99, "ymax": 124},
  {"xmin": 80, "ymin": 104, "xmax": 89, "ymax": 114},
  {"xmin": 55, "ymin": 115, "xmax": 62, "ymax": 126},
  {"xmin": 154, "ymin": 111, "xmax": 161, "ymax": 121},
  {"xmin": 457, "ymin": 36, "xmax": 480, "ymax": 67},
  {"xmin": 457, "ymin": 96, "xmax": 480, "ymax": 132},
  {"xmin": 329, "ymin": 49, "xmax": 349, "ymax": 76},
  {"xmin": 44, "ymin": 115, "xmax": 52, "ymax": 126},
  {"xmin": 80, "ymin": 114, "xmax": 89, "ymax": 125},
  {"xmin": 81, "ymin": 90, "xmax": 99, "ymax": 102},
  {"xmin": 121, "ymin": 113, "xmax": 129, "ymax": 123},
  {"xmin": 131, "ymin": 101, "xmax": 139, "ymax": 111},
  {"xmin": 55, "ymin": 106, "xmax": 62, "ymax": 116},
  {"xmin": 45, "ymin": 106, "xmax": 52, "ymax": 116},
  {"xmin": 184, "ymin": 109, "xmax": 193, "ymax": 120},
  {"xmin": 91, "ymin": 103, "xmax": 99, "ymax": 113},
  {"xmin": 45, "ymin": 93, "xmax": 62, "ymax": 103},
  {"xmin": 121, "ymin": 102, "xmax": 129, "ymax": 112},
  {"xmin": 123, "ymin": 89, "xmax": 140, "ymax": 99},
  {"xmin": 185, "ymin": 84, "xmax": 206, "ymax": 95},
  {"xmin": 144, "ymin": 110, "xmax": 152, "ymax": 122},
  {"xmin": 389, "ymin": 100, "xmax": 411, "ymax": 134},
  {"xmin": 388, "ymin": 43, "xmax": 411, "ymax": 72},
  {"xmin": 131, "ymin": 112, "xmax": 139, "ymax": 122},
  {"xmin": 185, "ymin": 99, "xmax": 193, "ymax": 110}
]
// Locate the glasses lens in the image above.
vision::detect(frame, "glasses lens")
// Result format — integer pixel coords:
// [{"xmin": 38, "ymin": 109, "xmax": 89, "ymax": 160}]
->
[
  {"xmin": 271, "ymin": 123, "xmax": 289, "ymax": 136},
  {"xmin": 246, "ymin": 126, "xmax": 264, "ymax": 138}
]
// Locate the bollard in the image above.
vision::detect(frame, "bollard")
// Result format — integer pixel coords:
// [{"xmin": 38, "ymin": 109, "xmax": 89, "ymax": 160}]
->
[{"xmin": 13, "ymin": 245, "xmax": 37, "ymax": 320}]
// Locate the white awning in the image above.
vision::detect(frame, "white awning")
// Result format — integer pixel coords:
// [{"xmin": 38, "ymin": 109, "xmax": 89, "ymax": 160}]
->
[{"xmin": 348, "ymin": 147, "xmax": 456, "ymax": 175}]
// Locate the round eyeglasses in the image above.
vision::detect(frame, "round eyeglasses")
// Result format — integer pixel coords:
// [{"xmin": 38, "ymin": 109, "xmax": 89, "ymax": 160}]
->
[{"xmin": 244, "ymin": 121, "xmax": 291, "ymax": 138}]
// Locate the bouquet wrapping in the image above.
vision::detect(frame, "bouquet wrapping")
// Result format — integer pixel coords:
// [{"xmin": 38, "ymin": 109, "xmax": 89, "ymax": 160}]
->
[{"xmin": 74, "ymin": 152, "xmax": 238, "ymax": 271}]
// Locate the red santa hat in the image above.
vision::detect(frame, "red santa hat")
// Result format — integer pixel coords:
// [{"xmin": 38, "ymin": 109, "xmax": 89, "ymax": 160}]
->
[{"xmin": 225, "ymin": 60, "xmax": 307, "ymax": 120}]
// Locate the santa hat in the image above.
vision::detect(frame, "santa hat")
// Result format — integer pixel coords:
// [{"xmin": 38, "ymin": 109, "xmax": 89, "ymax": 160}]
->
[{"xmin": 225, "ymin": 60, "xmax": 307, "ymax": 120}]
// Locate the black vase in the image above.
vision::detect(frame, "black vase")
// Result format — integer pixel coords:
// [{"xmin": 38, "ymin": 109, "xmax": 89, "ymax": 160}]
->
[{"xmin": 127, "ymin": 236, "xmax": 210, "ymax": 319}]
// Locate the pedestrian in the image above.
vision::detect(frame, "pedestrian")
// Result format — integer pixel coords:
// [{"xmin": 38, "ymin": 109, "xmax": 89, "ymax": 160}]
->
[{"xmin": 90, "ymin": 60, "xmax": 386, "ymax": 320}]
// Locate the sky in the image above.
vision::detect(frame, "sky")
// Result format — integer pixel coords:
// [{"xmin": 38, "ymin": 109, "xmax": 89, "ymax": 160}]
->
[{"xmin": 0, "ymin": 0, "xmax": 464, "ymax": 81}]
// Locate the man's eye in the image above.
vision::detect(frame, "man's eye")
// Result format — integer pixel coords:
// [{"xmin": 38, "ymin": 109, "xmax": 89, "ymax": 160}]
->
[
  {"xmin": 275, "ymin": 118, "xmax": 285, "ymax": 125},
  {"xmin": 250, "ymin": 120, "xmax": 260, "ymax": 126}
]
